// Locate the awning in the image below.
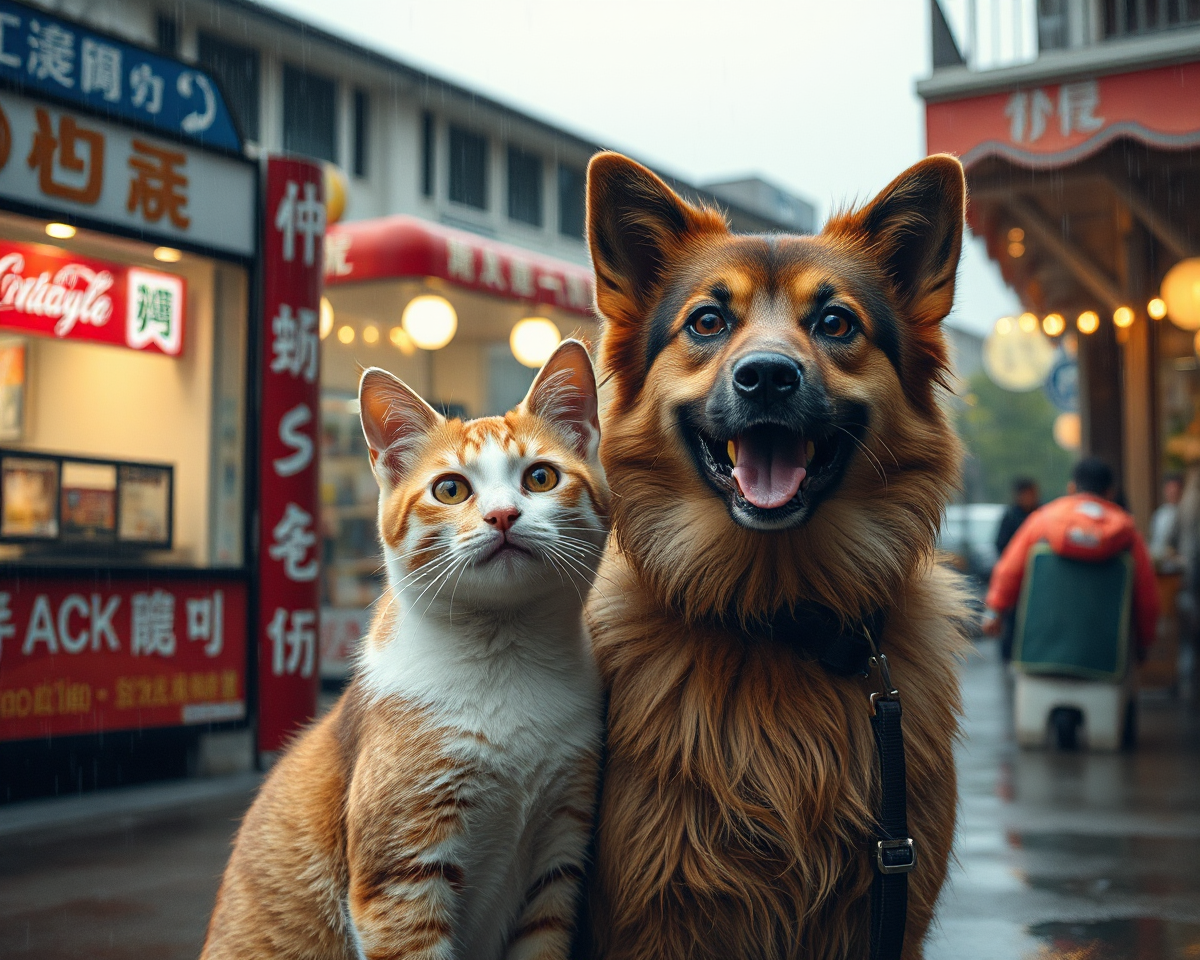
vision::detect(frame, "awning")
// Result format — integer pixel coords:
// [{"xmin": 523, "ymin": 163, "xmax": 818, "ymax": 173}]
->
[
  {"xmin": 323, "ymin": 215, "xmax": 595, "ymax": 318},
  {"xmin": 926, "ymin": 62, "xmax": 1200, "ymax": 171}
]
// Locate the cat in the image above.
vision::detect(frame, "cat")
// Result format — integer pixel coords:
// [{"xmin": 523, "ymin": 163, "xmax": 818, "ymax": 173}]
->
[{"xmin": 201, "ymin": 339, "xmax": 609, "ymax": 960}]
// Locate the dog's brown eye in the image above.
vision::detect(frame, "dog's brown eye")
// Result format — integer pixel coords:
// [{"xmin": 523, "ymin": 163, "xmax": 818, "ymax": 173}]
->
[
  {"xmin": 819, "ymin": 313, "xmax": 854, "ymax": 338},
  {"xmin": 433, "ymin": 475, "xmax": 472, "ymax": 504},
  {"xmin": 688, "ymin": 311, "xmax": 726, "ymax": 338}
]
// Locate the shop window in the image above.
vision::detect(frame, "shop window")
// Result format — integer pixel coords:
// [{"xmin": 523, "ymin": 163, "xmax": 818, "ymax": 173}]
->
[
  {"xmin": 156, "ymin": 14, "xmax": 178, "ymax": 56},
  {"xmin": 449, "ymin": 126, "xmax": 488, "ymax": 210},
  {"xmin": 353, "ymin": 88, "xmax": 370, "ymax": 179},
  {"xmin": 283, "ymin": 64, "xmax": 337, "ymax": 163},
  {"xmin": 507, "ymin": 146, "xmax": 543, "ymax": 227},
  {"xmin": 421, "ymin": 111, "xmax": 435, "ymax": 198},
  {"xmin": 558, "ymin": 163, "xmax": 586, "ymax": 239},
  {"xmin": 197, "ymin": 33, "xmax": 260, "ymax": 143},
  {"xmin": 0, "ymin": 213, "xmax": 248, "ymax": 569}
]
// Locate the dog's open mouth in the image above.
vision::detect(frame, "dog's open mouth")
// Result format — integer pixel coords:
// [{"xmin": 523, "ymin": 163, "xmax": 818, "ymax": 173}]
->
[{"xmin": 684, "ymin": 415, "xmax": 853, "ymax": 527}]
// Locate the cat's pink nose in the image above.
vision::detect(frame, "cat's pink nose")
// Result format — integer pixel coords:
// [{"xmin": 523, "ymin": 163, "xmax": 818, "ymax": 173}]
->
[{"xmin": 484, "ymin": 507, "xmax": 520, "ymax": 532}]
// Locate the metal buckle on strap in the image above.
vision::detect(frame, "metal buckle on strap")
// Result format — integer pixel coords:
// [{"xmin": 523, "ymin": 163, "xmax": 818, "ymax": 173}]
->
[
  {"xmin": 864, "ymin": 628, "xmax": 900, "ymax": 714},
  {"xmin": 876, "ymin": 837, "xmax": 916, "ymax": 875}
]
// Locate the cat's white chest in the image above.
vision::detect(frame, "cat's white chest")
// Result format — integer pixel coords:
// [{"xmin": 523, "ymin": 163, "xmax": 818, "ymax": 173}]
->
[{"xmin": 359, "ymin": 612, "xmax": 601, "ymax": 960}]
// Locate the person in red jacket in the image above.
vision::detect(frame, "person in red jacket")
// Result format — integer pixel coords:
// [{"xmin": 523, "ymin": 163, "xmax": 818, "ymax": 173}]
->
[{"xmin": 982, "ymin": 457, "xmax": 1159, "ymax": 654}]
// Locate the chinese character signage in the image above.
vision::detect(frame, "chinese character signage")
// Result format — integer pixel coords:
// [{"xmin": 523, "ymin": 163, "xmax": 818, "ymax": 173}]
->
[
  {"xmin": 0, "ymin": 0, "xmax": 241, "ymax": 152},
  {"xmin": 0, "ymin": 575, "xmax": 247, "ymax": 742},
  {"xmin": 0, "ymin": 239, "xmax": 185, "ymax": 354},
  {"xmin": 0, "ymin": 91, "xmax": 255, "ymax": 256},
  {"xmin": 323, "ymin": 216, "xmax": 595, "ymax": 318},
  {"xmin": 926, "ymin": 62, "xmax": 1200, "ymax": 170},
  {"xmin": 257, "ymin": 156, "xmax": 325, "ymax": 754}
]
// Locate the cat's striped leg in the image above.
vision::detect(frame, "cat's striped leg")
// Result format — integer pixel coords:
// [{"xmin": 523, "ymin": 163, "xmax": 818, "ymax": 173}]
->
[
  {"xmin": 346, "ymin": 851, "xmax": 462, "ymax": 960},
  {"xmin": 506, "ymin": 753, "xmax": 599, "ymax": 960}
]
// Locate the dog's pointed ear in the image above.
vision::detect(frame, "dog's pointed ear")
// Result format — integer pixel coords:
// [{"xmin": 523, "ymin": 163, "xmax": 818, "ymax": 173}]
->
[
  {"xmin": 829, "ymin": 154, "xmax": 965, "ymax": 325},
  {"xmin": 586, "ymin": 152, "xmax": 726, "ymax": 321}
]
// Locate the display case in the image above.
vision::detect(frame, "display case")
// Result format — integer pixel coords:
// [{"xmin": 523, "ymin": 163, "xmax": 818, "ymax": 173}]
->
[{"xmin": 0, "ymin": 449, "xmax": 172, "ymax": 550}]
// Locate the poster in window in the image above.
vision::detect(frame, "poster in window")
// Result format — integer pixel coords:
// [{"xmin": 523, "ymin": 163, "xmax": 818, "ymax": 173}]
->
[
  {"xmin": 1, "ymin": 455, "xmax": 59, "ymax": 538},
  {"xmin": 60, "ymin": 461, "xmax": 118, "ymax": 542},
  {"xmin": 118, "ymin": 464, "xmax": 172, "ymax": 545},
  {"xmin": 0, "ymin": 339, "xmax": 25, "ymax": 442}
]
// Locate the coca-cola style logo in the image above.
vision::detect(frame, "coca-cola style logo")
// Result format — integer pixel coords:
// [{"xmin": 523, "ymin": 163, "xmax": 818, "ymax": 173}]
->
[{"xmin": 0, "ymin": 252, "xmax": 114, "ymax": 338}]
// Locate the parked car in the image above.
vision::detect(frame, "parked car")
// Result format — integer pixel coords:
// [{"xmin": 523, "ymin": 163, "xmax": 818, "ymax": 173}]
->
[{"xmin": 938, "ymin": 503, "xmax": 1006, "ymax": 582}]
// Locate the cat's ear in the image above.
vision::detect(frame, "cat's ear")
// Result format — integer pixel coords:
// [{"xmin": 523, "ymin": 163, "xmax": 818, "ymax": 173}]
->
[
  {"xmin": 359, "ymin": 367, "xmax": 442, "ymax": 487},
  {"xmin": 521, "ymin": 339, "xmax": 600, "ymax": 460}
]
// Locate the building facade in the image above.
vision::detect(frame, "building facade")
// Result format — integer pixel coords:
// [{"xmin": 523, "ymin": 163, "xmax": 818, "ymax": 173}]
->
[
  {"xmin": 0, "ymin": 0, "xmax": 815, "ymax": 793},
  {"xmin": 920, "ymin": 0, "xmax": 1200, "ymax": 532}
]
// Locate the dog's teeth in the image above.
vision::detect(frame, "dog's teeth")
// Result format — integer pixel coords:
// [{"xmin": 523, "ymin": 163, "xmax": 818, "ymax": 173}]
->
[
  {"xmin": 806, "ymin": 440, "xmax": 815, "ymax": 460},
  {"xmin": 727, "ymin": 440, "xmax": 737, "ymax": 466}
]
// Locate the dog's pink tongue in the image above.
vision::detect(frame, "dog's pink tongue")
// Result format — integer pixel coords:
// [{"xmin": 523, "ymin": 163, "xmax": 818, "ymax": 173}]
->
[{"xmin": 732, "ymin": 431, "xmax": 807, "ymax": 509}]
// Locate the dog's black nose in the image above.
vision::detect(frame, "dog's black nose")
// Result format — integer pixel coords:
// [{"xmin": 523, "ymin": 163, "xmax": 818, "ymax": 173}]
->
[{"xmin": 732, "ymin": 352, "xmax": 802, "ymax": 404}]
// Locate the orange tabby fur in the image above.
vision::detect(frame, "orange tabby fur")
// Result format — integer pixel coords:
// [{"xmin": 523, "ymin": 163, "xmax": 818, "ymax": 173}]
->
[{"xmin": 204, "ymin": 341, "xmax": 609, "ymax": 960}]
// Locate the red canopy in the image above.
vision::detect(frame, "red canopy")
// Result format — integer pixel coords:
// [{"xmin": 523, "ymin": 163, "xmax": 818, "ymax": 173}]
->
[
  {"xmin": 323, "ymin": 215, "xmax": 595, "ymax": 318},
  {"xmin": 925, "ymin": 62, "xmax": 1200, "ymax": 170}
]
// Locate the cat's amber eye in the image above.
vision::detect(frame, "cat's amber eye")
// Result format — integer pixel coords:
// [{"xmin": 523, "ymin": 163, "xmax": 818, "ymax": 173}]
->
[
  {"xmin": 432, "ymin": 475, "xmax": 472, "ymax": 504},
  {"xmin": 523, "ymin": 464, "xmax": 559, "ymax": 493}
]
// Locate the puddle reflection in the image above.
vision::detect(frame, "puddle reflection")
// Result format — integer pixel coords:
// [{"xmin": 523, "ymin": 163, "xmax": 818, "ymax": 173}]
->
[{"xmin": 1025, "ymin": 917, "xmax": 1200, "ymax": 959}]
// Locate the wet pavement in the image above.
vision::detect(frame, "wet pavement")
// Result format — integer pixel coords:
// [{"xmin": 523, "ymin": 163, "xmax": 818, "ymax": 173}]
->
[
  {"xmin": 928, "ymin": 638, "xmax": 1200, "ymax": 960},
  {"xmin": 0, "ymin": 640, "xmax": 1198, "ymax": 958}
]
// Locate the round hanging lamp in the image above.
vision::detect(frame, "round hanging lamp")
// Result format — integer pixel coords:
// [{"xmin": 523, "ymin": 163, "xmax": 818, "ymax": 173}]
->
[
  {"xmin": 401, "ymin": 295, "xmax": 457, "ymax": 350},
  {"xmin": 1162, "ymin": 258, "xmax": 1200, "ymax": 331},
  {"xmin": 510, "ymin": 317, "xmax": 561, "ymax": 368}
]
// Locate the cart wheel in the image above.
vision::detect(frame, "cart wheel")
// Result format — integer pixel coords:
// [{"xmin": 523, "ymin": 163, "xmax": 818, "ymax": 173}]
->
[
  {"xmin": 1050, "ymin": 707, "xmax": 1081, "ymax": 750},
  {"xmin": 1121, "ymin": 700, "xmax": 1138, "ymax": 751}
]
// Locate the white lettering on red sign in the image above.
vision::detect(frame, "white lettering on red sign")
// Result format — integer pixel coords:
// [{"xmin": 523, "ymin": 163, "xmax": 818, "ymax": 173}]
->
[
  {"xmin": 131, "ymin": 589, "xmax": 176, "ymax": 657},
  {"xmin": 274, "ymin": 180, "xmax": 325, "ymax": 266},
  {"xmin": 267, "ymin": 607, "xmax": 316, "ymax": 677},
  {"xmin": 0, "ymin": 252, "xmax": 114, "ymax": 337},
  {"xmin": 19, "ymin": 593, "xmax": 120, "ymax": 655},
  {"xmin": 0, "ymin": 592, "xmax": 14, "ymax": 661},
  {"xmin": 1006, "ymin": 81, "xmax": 1104, "ymax": 144},
  {"xmin": 447, "ymin": 238, "xmax": 474, "ymax": 282},
  {"xmin": 274, "ymin": 403, "xmax": 314, "ymax": 477},
  {"xmin": 186, "ymin": 590, "xmax": 224, "ymax": 657},
  {"xmin": 271, "ymin": 305, "xmax": 319, "ymax": 383},
  {"xmin": 268, "ymin": 503, "xmax": 318, "ymax": 582}
]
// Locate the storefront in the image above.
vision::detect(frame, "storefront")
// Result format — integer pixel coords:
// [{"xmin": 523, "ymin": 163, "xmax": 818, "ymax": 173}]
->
[
  {"xmin": 921, "ymin": 57, "xmax": 1200, "ymax": 533},
  {"xmin": 0, "ymin": 3, "xmax": 265, "ymax": 795},
  {"xmin": 318, "ymin": 216, "xmax": 596, "ymax": 677}
]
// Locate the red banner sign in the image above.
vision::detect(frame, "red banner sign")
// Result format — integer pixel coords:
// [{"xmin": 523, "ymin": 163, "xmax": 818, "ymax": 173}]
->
[
  {"xmin": 0, "ymin": 576, "xmax": 247, "ymax": 742},
  {"xmin": 257, "ymin": 156, "xmax": 325, "ymax": 753},
  {"xmin": 0, "ymin": 240, "xmax": 185, "ymax": 355},
  {"xmin": 926, "ymin": 62, "xmax": 1200, "ymax": 170},
  {"xmin": 324, "ymin": 215, "xmax": 595, "ymax": 318}
]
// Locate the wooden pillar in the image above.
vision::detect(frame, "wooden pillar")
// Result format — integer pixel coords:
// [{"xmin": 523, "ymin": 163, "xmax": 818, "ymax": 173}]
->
[
  {"xmin": 1079, "ymin": 319, "xmax": 1125, "ymax": 491},
  {"xmin": 1121, "ymin": 316, "xmax": 1155, "ymax": 531},
  {"xmin": 1120, "ymin": 221, "xmax": 1158, "ymax": 533}
]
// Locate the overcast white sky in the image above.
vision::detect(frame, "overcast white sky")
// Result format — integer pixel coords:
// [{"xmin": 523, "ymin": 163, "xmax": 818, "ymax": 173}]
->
[{"xmin": 266, "ymin": 0, "xmax": 1020, "ymax": 335}]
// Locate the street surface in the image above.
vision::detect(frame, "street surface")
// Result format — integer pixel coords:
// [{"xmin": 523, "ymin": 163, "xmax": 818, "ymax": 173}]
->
[{"xmin": 1, "ymin": 640, "xmax": 1198, "ymax": 958}]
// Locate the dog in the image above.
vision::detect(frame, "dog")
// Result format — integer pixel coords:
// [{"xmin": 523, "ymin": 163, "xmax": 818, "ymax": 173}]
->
[{"xmin": 578, "ymin": 152, "xmax": 969, "ymax": 960}]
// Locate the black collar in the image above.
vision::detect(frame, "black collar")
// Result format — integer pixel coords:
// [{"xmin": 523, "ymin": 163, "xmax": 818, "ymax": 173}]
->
[{"xmin": 733, "ymin": 602, "xmax": 888, "ymax": 677}]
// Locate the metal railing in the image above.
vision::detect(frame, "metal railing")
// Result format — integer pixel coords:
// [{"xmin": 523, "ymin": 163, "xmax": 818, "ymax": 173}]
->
[{"xmin": 934, "ymin": 0, "xmax": 1200, "ymax": 72}]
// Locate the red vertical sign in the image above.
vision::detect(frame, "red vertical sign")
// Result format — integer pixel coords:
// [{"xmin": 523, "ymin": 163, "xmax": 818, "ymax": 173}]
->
[{"xmin": 258, "ymin": 157, "xmax": 325, "ymax": 753}]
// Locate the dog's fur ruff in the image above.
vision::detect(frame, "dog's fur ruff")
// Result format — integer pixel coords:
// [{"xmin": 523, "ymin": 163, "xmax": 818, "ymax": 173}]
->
[{"xmin": 579, "ymin": 152, "xmax": 970, "ymax": 960}]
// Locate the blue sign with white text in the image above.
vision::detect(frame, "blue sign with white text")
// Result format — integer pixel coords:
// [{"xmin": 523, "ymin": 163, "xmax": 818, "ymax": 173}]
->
[
  {"xmin": 1045, "ymin": 352, "xmax": 1079, "ymax": 413},
  {"xmin": 0, "ymin": 1, "xmax": 241, "ymax": 153}
]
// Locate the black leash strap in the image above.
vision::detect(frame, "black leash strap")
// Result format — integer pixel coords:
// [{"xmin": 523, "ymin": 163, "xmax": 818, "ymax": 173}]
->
[{"xmin": 865, "ymin": 634, "xmax": 915, "ymax": 960}]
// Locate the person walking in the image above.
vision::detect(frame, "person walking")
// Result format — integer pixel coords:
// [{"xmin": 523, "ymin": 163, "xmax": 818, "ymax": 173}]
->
[
  {"xmin": 982, "ymin": 457, "xmax": 1159, "ymax": 659},
  {"xmin": 996, "ymin": 477, "xmax": 1040, "ymax": 556}
]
